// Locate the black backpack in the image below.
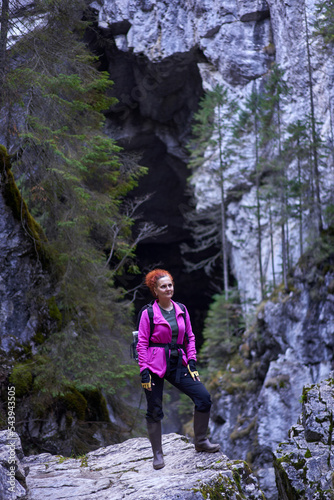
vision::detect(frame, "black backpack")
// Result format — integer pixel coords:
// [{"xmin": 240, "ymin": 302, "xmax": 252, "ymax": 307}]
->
[{"xmin": 130, "ymin": 301, "xmax": 188, "ymax": 363}]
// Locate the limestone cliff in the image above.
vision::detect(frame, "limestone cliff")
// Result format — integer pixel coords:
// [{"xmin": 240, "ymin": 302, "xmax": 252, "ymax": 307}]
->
[
  {"xmin": 209, "ymin": 256, "xmax": 334, "ymax": 498},
  {"xmin": 93, "ymin": 0, "xmax": 334, "ymax": 308}
]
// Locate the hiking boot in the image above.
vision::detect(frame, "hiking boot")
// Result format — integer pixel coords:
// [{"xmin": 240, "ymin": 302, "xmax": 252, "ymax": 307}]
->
[
  {"xmin": 147, "ymin": 420, "xmax": 165, "ymax": 469},
  {"xmin": 194, "ymin": 410, "xmax": 220, "ymax": 453}
]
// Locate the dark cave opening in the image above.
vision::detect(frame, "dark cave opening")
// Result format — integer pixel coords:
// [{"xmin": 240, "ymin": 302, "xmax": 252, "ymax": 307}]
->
[{"xmin": 87, "ymin": 22, "xmax": 225, "ymax": 345}]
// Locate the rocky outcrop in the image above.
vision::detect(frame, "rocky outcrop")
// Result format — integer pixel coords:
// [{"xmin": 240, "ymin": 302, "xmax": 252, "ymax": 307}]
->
[
  {"xmin": 94, "ymin": 0, "xmax": 273, "ymax": 85},
  {"xmin": 0, "ymin": 147, "xmax": 51, "ymax": 355},
  {"xmin": 210, "ymin": 262, "xmax": 334, "ymax": 499},
  {"xmin": 0, "ymin": 430, "xmax": 265, "ymax": 499},
  {"xmin": 0, "ymin": 431, "xmax": 27, "ymax": 500},
  {"xmin": 274, "ymin": 373, "xmax": 334, "ymax": 499}
]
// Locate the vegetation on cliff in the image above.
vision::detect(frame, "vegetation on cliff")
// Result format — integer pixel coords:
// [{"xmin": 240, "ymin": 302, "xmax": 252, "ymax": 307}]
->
[{"xmin": 0, "ymin": 0, "xmax": 151, "ymax": 453}]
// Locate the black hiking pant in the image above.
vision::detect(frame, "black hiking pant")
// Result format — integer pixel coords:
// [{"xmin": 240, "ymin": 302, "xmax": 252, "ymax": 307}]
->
[{"xmin": 144, "ymin": 359, "xmax": 212, "ymax": 423}]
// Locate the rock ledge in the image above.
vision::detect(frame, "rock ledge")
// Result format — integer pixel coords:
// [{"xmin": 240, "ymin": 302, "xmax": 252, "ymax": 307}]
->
[{"xmin": 1, "ymin": 431, "xmax": 265, "ymax": 499}]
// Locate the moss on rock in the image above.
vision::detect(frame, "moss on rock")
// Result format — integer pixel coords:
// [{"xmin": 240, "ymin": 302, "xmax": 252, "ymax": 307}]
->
[
  {"xmin": 9, "ymin": 363, "xmax": 34, "ymax": 397},
  {"xmin": 0, "ymin": 144, "xmax": 49, "ymax": 263},
  {"xmin": 60, "ymin": 388, "xmax": 88, "ymax": 421},
  {"xmin": 82, "ymin": 388, "xmax": 110, "ymax": 422},
  {"xmin": 47, "ymin": 297, "xmax": 62, "ymax": 330}
]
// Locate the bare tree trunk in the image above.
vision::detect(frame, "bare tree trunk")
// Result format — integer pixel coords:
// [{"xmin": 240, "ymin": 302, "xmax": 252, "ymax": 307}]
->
[
  {"xmin": 329, "ymin": 97, "xmax": 334, "ymax": 212},
  {"xmin": 269, "ymin": 202, "xmax": 276, "ymax": 289},
  {"xmin": 254, "ymin": 102, "xmax": 265, "ymax": 300},
  {"xmin": 0, "ymin": 0, "xmax": 9, "ymax": 76},
  {"xmin": 297, "ymin": 138, "xmax": 303, "ymax": 257},
  {"xmin": 305, "ymin": 7, "xmax": 323, "ymax": 233},
  {"xmin": 281, "ymin": 216, "xmax": 288, "ymax": 289},
  {"xmin": 217, "ymin": 104, "xmax": 229, "ymax": 300}
]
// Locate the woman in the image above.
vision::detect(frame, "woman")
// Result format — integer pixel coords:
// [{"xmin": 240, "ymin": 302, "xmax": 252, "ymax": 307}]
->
[{"xmin": 137, "ymin": 268, "xmax": 220, "ymax": 470}]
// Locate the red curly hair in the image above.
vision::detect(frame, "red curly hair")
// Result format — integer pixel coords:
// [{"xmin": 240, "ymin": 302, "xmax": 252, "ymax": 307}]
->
[{"xmin": 145, "ymin": 269, "xmax": 174, "ymax": 297}]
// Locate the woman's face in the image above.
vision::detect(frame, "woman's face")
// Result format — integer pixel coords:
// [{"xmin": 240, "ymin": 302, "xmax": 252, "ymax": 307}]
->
[{"xmin": 154, "ymin": 276, "xmax": 174, "ymax": 301}]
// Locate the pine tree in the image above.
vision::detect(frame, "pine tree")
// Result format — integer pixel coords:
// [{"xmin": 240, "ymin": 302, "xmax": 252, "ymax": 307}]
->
[
  {"xmin": 260, "ymin": 64, "xmax": 291, "ymax": 290},
  {"xmin": 0, "ymin": 0, "xmax": 9, "ymax": 77},
  {"xmin": 235, "ymin": 83, "xmax": 266, "ymax": 299},
  {"xmin": 313, "ymin": 1, "xmax": 334, "ymax": 228},
  {"xmin": 313, "ymin": 1, "xmax": 334, "ymax": 46},
  {"xmin": 283, "ymin": 120, "xmax": 310, "ymax": 259},
  {"xmin": 0, "ymin": 1, "xmax": 155, "ymax": 410},
  {"xmin": 183, "ymin": 84, "xmax": 237, "ymax": 299},
  {"xmin": 200, "ymin": 290, "xmax": 244, "ymax": 372},
  {"xmin": 305, "ymin": 6, "xmax": 323, "ymax": 233}
]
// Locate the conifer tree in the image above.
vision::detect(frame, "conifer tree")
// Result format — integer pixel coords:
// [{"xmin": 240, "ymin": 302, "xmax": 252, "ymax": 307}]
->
[
  {"xmin": 260, "ymin": 64, "xmax": 290, "ymax": 289},
  {"xmin": 200, "ymin": 290, "xmax": 244, "ymax": 371},
  {"xmin": 313, "ymin": 1, "xmax": 334, "ymax": 46},
  {"xmin": 0, "ymin": 0, "xmax": 9, "ymax": 77},
  {"xmin": 235, "ymin": 84, "xmax": 266, "ymax": 299},
  {"xmin": 0, "ymin": 0, "xmax": 156, "ymax": 405},
  {"xmin": 313, "ymin": 1, "xmax": 334, "ymax": 227},
  {"xmin": 184, "ymin": 84, "xmax": 237, "ymax": 299},
  {"xmin": 305, "ymin": 6, "xmax": 323, "ymax": 233},
  {"xmin": 282, "ymin": 120, "xmax": 311, "ymax": 259}
]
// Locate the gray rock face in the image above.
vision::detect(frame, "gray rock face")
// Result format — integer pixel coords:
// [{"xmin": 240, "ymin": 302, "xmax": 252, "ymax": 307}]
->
[
  {"xmin": 95, "ymin": 0, "xmax": 334, "ymax": 310},
  {"xmin": 0, "ymin": 431, "xmax": 27, "ymax": 500},
  {"xmin": 274, "ymin": 374, "xmax": 334, "ymax": 499},
  {"xmin": 0, "ymin": 430, "xmax": 265, "ymax": 499},
  {"xmin": 210, "ymin": 266, "xmax": 334, "ymax": 499},
  {"xmin": 0, "ymin": 186, "xmax": 47, "ymax": 354},
  {"xmin": 96, "ymin": 0, "xmax": 273, "ymax": 86}
]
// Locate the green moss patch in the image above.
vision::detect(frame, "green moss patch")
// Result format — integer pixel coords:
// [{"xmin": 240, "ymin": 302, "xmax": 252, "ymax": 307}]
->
[
  {"xmin": 9, "ymin": 363, "xmax": 34, "ymax": 397},
  {"xmin": 0, "ymin": 145, "xmax": 49, "ymax": 264},
  {"xmin": 60, "ymin": 388, "xmax": 88, "ymax": 421}
]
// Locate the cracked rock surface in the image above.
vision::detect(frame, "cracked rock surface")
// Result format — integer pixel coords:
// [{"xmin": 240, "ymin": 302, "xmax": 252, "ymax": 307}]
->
[
  {"xmin": 274, "ymin": 373, "xmax": 334, "ymax": 500},
  {"xmin": 20, "ymin": 433, "xmax": 264, "ymax": 499}
]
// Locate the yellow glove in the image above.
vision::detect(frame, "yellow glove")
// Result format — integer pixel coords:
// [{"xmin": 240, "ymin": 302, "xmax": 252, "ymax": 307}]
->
[
  {"xmin": 141, "ymin": 369, "xmax": 152, "ymax": 390},
  {"xmin": 187, "ymin": 361, "xmax": 200, "ymax": 381}
]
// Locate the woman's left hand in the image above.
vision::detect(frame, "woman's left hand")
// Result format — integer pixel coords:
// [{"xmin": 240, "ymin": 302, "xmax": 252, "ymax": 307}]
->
[{"xmin": 187, "ymin": 360, "xmax": 200, "ymax": 381}]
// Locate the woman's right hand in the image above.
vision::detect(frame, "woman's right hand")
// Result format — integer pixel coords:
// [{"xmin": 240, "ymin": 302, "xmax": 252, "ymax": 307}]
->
[{"xmin": 141, "ymin": 368, "xmax": 152, "ymax": 390}]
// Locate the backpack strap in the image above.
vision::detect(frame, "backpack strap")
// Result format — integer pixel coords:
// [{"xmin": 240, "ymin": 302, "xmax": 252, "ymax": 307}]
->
[
  {"xmin": 147, "ymin": 305, "xmax": 154, "ymax": 340},
  {"xmin": 175, "ymin": 302, "xmax": 189, "ymax": 344},
  {"xmin": 136, "ymin": 301, "xmax": 155, "ymax": 331}
]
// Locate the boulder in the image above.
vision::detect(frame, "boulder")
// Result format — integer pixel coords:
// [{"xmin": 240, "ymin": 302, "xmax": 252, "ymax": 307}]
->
[
  {"xmin": 0, "ymin": 431, "xmax": 28, "ymax": 500},
  {"xmin": 274, "ymin": 374, "xmax": 334, "ymax": 499}
]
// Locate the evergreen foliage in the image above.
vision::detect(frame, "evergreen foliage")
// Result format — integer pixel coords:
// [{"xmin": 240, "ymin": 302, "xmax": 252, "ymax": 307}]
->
[
  {"xmin": 304, "ymin": 7, "xmax": 323, "ymax": 234},
  {"xmin": 234, "ymin": 83, "xmax": 268, "ymax": 299},
  {"xmin": 183, "ymin": 84, "xmax": 237, "ymax": 298},
  {"xmin": 313, "ymin": 1, "xmax": 334, "ymax": 46},
  {"xmin": 312, "ymin": 1, "xmax": 334, "ymax": 228},
  {"xmin": 0, "ymin": 0, "xmax": 150, "ymax": 442},
  {"xmin": 200, "ymin": 291, "xmax": 244, "ymax": 371},
  {"xmin": 261, "ymin": 64, "xmax": 291, "ymax": 290}
]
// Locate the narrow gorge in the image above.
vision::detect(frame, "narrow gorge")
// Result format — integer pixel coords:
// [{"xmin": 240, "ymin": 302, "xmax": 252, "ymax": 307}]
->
[{"xmin": 0, "ymin": 1, "xmax": 334, "ymax": 499}]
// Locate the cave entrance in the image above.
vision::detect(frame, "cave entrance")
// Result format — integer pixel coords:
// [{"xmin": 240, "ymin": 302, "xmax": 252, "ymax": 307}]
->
[{"xmin": 88, "ymin": 26, "xmax": 220, "ymax": 345}]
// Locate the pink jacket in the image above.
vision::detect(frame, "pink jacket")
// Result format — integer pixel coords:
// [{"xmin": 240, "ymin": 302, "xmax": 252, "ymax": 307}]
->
[{"xmin": 137, "ymin": 300, "xmax": 197, "ymax": 378}]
